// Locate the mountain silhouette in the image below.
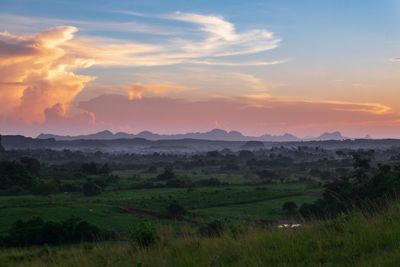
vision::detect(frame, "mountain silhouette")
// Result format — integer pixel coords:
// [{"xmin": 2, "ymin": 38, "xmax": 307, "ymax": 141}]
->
[{"xmin": 38, "ymin": 129, "xmax": 347, "ymax": 142}]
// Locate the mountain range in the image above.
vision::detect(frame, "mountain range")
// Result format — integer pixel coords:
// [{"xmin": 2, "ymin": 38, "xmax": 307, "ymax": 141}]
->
[{"xmin": 37, "ymin": 129, "xmax": 346, "ymax": 142}]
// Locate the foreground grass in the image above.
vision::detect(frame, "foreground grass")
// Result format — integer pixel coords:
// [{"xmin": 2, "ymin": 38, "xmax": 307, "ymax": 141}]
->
[{"xmin": 2, "ymin": 203, "xmax": 400, "ymax": 267}]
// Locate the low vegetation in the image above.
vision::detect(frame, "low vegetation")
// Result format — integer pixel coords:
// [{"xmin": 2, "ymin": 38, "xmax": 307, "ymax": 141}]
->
[
  {"xmin": 2, "ymin": 143, "xmax": 400, "ymax": 265},
  {"xmin": 2, "ymin": 202, "xmax": 400, "ymax": 266}
]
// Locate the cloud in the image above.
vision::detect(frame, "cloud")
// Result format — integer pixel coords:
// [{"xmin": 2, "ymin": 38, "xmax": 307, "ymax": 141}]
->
[
  {"xmin": 1, "ymin": 12, "xmax": 285, "ymax": 67},
  {"xmin": 126, "ymin": 83, "xmax": 187, "ymax": 100},
  {"xmin": 187, "ymin": 59, "xmax": 288, "ymax": 66},
  {"xmin": 77, "ymin": 94, "xmax": 399, "ymax": 136},
  {"xmin": 0, "ymin": 14, "xmax": 178, "ymax": 36},
  {"xmin": 389, "ymin": 58, "xmax": 400, "ymax": 62},
  {"xmin": 58, "ymin": 12, "xmax": 284, "ymax": 67},
  {"xmin": 44, "ymin": 103, "xmax": 95, "ymax": 125},
  {"xmin": 0, "ymin": 26, "xmax": 94, "ymax": 124},
  {"xmin": 0, "ymin": 103, "xmax": 96, "ymax": 136},
  {"xmin": 166, "ymin": 12, "xmax": 280, "ymax": 57},
  {"xmin": 130, "ymin": 69, "xmax": 272, "ymax": 98}
]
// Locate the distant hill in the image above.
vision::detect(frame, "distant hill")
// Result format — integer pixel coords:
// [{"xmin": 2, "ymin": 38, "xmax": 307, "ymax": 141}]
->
[
  {"xmin": 4, "ymin": 134, "xmax": 400, "ymax": 153},
  {"xmin": 37, "ymin": 129, "xmax": 345, "ymax": 142},
  {"xmin": 305, "ymin": 131, "xmax": 346, "ymax": 141},
  {"xmin": 38, "ymin": 130, "xmax": 116, "ymax": 141}
]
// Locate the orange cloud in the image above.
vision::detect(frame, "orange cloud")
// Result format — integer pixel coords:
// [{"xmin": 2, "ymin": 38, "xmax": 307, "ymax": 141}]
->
[
  {"xmin": 0, "ymin": 26, "xmax": 94, "ymax": 123},
  {"xmin": 126, "ymin": 83, "xmax": 187, "ymax": 100}
]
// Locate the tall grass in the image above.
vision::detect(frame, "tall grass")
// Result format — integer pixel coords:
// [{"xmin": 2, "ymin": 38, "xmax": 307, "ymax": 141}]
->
[{"xmin": 2, "ymin": 203, "xmax": 400, "ymax": 266}]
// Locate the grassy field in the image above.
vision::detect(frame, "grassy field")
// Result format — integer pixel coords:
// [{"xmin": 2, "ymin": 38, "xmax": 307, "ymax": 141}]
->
[
  {"xmin": 0, "ymin": 183, "xmax": 320, "ymax": 234},
  {"xmin": 2, "ymin": 202, "xmax": 400, "ymax": 266}
]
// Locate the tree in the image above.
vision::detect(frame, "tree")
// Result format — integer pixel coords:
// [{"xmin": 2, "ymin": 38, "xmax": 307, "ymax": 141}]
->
[
  {"xmin": 0, "ymin": 161, "xmax": 37, "ymax": 191},
  {"xmin": 238, "ymin": 150, "xmax": 254, "ymax": 159},
  {"xmin": 0, "ymin": 135, "xmax": 4, "ymax": 153},
  {"xmin": 99, "ymin": 164, "xmax": 111, "ymax": 174},
  {"xmin": 82, "ymin": 180, "xmax": 102, "ymax": 196},
  {"xmin": 156, "ymin": 167, "xmax": 176, "ymax": 180},
  {"xmin": 2, "ymin": 216, "xmax": 102, "ymax": 247},
  {"xmin": 335, "ymin": 150, "xmax": 346, "ymax": 157},
  {"xmin": 33, "ymin": 182, "xmax": 57, "ymax": 196},
  {"xmin": 80, "ymin": 162, "xmax": 97, "ymax": 174},
  {"xmin": 20, "ymin": 157, "xmax": 41, "ymax": 176},
  {"xmin": 351, "ymin": 151, "xmax": 372, "ymax": 181},
  {"xmin": 258, "ymin": 169, "xmax": 276, "ymax": 182},
  {"xmin": 165, "ymin": 200, "xmax": 186, "ymax": 218},
  {"xmin": 282, "ymin": 201, "xmax": 298, "ymax": 215}
]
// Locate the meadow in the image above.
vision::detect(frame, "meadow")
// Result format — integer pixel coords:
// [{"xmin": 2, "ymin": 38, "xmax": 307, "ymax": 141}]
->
[{"xmin": 0, "ymin": 182, "xmax": 320, "ymax": 234}]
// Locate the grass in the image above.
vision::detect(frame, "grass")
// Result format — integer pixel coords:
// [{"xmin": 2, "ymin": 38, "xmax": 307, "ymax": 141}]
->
[
  {"xmin": 0, "ymin": 183, "xmax": 320, "ymax": 233},
  {"xmin": 193, "ymin": 194, "xmax": 317, "ymax": 220},
  {"xmin": 2, "ymin": 202, "xmax": 400, "ymax": 266}
]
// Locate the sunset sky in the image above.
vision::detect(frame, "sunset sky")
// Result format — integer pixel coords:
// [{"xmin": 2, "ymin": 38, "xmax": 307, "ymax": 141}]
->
[{"xmin": 0, "ymin": 0, "xmax": 399, "ymax": 138}]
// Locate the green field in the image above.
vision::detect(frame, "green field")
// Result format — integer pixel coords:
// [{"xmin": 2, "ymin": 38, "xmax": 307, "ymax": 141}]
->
[{"xmin": 0, "ymin": 183, "xmax": 321, "ymax": 234}]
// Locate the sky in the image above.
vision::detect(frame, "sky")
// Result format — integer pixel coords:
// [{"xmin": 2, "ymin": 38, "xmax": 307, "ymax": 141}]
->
[{"xmin": 0, "ymin": 0, "xmax": 399, "ymax": 138}]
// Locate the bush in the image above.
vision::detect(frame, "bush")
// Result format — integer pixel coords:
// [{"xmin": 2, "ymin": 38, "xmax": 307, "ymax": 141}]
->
[
  {"xmin": 282, "ymin": 201, "xmax": 298, "ymax": 215},
  {"xmin": 129, "ymin": 221, "xmax": 157, "ymax": 247},
  {"xmin": 0, "ymin": 217, "xmax": 102, "ymax": 247},
  {"xmin": 228, "ymin": 222, "xmax": 245, "ymax": 239},
  {"xmin": 165, "ymin": 201, "xmax": 186, "ymax": 218}
]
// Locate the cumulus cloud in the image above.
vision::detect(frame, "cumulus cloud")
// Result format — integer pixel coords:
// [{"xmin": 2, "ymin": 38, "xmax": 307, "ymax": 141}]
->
[
  {"xmin": 0, "ymin": 26, "xmax": 94, "ymax": 124},
  {"xmin": 44, "ymin": 103, "xmax": 95, "ymax": 125}
]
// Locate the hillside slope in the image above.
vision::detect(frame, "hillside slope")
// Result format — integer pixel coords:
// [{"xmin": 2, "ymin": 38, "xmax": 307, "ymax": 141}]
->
[{"xmin": 2, "ymin": 203, "xmax": 400, "ymax": 266}]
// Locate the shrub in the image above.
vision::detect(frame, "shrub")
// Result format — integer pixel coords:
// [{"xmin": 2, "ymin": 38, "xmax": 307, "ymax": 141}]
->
[
  {"xmin": 129, "ymin": 221, "xmax": 157, "ymax": 247},
  {"xmin": 0, "ymin": 217, "xmax": 102, "ymax": 247},
  {"xmin": 282, "ymin": 201, "xmax": 298, "ymax": 215},
  {"xmin": 165, "ymin": 201, "xmax": 186, "ymax": 218},
  {"xmin": 228, "ymin": 222, "xmax": 245, "ymax": 239}
]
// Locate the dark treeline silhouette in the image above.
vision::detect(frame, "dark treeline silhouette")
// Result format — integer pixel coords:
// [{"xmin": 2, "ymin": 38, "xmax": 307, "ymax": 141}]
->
[
  {"xmin": 0, "ymin": 135, "xmax": 5, "ymax": 153},
  {"xmin": 0, "ymin": 217, "xmax": 110, "ymax": 247},
  {"xmin": 299, "ymin": 150, "xmax": 400, "ymax": 218}
]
